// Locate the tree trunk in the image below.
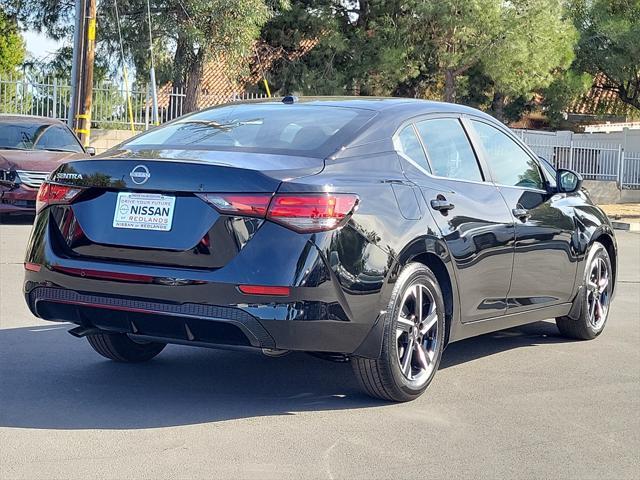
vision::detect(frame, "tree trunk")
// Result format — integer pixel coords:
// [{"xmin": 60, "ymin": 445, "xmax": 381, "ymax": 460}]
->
[
  {"xmin": 357, "ymin": 0, "xmax": 370, "ymax": 28},
  {"xmin": 444, "ymin": 69, "xmax": 456, "ymax": 103},
  {"xmin": 616, "ymin": 81, "xmax": 640, "ymax": 110},
  {"xmin": 168, "ymin": 33, "xmax": 191, "ymax": 120},
  {"xmin": 491, "ymin": 91, "xmax": 506, "ymax": 121},
  {"xmin": 183, "ymin": 49, "xmax": 205, "ymax": 114}
]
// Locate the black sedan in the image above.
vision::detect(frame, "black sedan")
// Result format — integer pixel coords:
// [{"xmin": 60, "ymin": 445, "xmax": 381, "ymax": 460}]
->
[{"xmin": 23, "ymin": 97, "xmax": 617, "ymax": 401}]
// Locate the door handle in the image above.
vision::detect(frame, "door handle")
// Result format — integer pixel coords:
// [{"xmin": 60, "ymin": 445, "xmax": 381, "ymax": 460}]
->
[
  {"xmin": 512, "ymin": 207, "xmax": 531, "ymax": 221},
  {"xmin": 430, "ymin": 198, "xmax": 455, "ymax": 212}
]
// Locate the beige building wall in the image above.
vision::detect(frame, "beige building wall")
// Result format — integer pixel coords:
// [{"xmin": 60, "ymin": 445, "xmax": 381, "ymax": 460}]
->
[{"xmin": 89, "ymin": 129, "xmax": 138, "ymax": 154}]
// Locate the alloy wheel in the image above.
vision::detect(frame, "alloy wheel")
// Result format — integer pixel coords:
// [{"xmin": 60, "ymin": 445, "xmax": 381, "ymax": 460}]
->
[
  {"xmin": 396, "ymin": 283, "xmax": 439, "ymax": 386},
  {"xmin": 586, "ymin": 255, "xmax": 610, "ymax": 330}
]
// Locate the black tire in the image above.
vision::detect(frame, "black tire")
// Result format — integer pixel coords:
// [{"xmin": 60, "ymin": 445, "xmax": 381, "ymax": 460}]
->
[
  {"xmin": 86, "ymin": 332, "xmax": 166, "ymax": 362},
  {"xmin": 556, "ymin": 242, "xmax": 612, "ymax": 340},
  {"xmin": 352, "ymin": 263, "xmax": 446, "ymax": 402}
]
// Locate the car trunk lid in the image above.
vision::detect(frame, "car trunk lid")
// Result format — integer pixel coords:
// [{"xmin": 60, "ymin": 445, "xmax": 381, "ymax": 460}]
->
[{"xmin": 47, "ymin": 154, "xmax": 323, "ymax": 269}]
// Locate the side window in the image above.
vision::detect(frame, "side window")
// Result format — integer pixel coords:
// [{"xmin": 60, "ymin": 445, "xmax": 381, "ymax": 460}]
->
[
  {"xmin": 414, "ymin": 118, "xmax": 483, "ymax": 182},
  {"xmin": 471, "ymin": 121, "xmax": 544, "ymax": 190},
  {"xmin": 397, "ymin": 125, "xmax": 430, "ymax": 172}
]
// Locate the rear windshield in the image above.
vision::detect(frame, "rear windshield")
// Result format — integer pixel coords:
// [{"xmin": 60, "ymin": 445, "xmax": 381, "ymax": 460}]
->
[
  {"xmin": 0, "ymin": 121, "xmax": 83, "ymax": 153},
  {"xmin": 124, "ymin": 104, "xmax": 375, "ymax": 157}
]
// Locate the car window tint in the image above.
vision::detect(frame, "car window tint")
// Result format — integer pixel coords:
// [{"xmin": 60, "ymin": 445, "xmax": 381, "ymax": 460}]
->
[
  {"xmin": 397, "ymin": 125, "xmax": 430, "ymax": 172},
  {"xmin": 0, "ymin": 121, "xmax": 82, "ymax": 152},
  {"xmin": 35, "ymin": 125, "xmax": 83, "ymax": 152},
  {"xmin": 471, "ymin": 121, "xmax": 544, "ymax": 190},
  {"xmin": 415, "ymin": 118, "xmax": 482, "ymax": 182},
  {"xmin": 125, "ymin": 104, "xmax": 375, "ymax": 157}
]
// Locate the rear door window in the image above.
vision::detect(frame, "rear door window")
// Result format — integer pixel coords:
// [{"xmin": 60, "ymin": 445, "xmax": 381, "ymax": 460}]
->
[{"xmin": 414, "ymin": 118, "xmax": 483, "ymax": 182}]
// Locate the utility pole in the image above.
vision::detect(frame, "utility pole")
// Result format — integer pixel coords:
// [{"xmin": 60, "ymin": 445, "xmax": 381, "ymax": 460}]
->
[
  {"xmin": 67, "ymin": 0, "xmax": 83, "ymax": 128},
  {"xmin": 146, "ymin": 0, "xmax": 159, "ymax": 125},
  {"xmin": 69, "ymin": 0, "xmax": 97, "ymax": 146}
]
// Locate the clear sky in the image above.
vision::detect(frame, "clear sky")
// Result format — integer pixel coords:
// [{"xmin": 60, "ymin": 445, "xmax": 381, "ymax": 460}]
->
[{"xmin": 22, "ymin": 29, "xmax": 64, "ymax": 60}]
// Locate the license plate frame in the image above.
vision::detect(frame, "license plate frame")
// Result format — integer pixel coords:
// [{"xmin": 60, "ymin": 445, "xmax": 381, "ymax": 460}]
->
[{"xmin": 113, "ymin": 192, "xmax": 176, "ymax": 232}]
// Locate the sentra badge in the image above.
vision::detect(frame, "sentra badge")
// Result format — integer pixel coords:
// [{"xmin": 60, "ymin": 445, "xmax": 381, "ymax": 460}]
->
[{"xmin": 55, "ymin": 172, "xmax": 83, "ymax": 180}]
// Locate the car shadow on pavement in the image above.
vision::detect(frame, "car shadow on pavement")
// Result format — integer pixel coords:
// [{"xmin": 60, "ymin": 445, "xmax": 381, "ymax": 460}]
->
[
  {"xmin": 0, "ymin": 214, "xmax": 35, "ymax": 225},
  {"xmin": 439, "ymin": 320, "xmax": 570, "ymax": 369},
  {"xmin": 0, "ymin": 320, "xmax": 572, "ymax": 430}
]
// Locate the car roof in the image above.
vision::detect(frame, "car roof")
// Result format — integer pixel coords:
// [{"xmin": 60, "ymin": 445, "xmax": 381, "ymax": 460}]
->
[
  {"xmin": 0, "ymin": 114, "xmax": 68, "ymax": 126},
  {"xmin": 232, "ymin": 96, "xmax": 481, "ymax": 114}
]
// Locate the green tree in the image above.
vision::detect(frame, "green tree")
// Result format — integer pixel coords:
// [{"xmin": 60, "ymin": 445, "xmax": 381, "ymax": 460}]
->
[
  {"xmin": 542, "ymin": 69, "xmax": 592, "ymax": 126},
  {"xmin": 0, "ymin": 8, "xmax": 25, "ymax": 75},
  {"xmin": 409, "ymin": 0, "xmax": 576, "ymax": 110},
  {"xmin": 482, "ymin": 0, "xmax": 577, "ymax": 119},
  {"xmin": 262, "ymin": 0, "xmax": 576, "ymax": 123},
  {"xmin": 0, "ymin": 9, "xmax": 25, "ymax": 113},
  {"xmin": 7, "ymin": 0, "xmax": 275, "ymax": 112},
  {"xmin": 570, "ymin": 0, "xmax": 640, "ymax": 110},
  {"xmin": 261, "ymin": 1, "xmax": 420, "ymax": 97},
  {"xmin": 410, "ymin": 0, "xmax": 503, "ymax": 103}
]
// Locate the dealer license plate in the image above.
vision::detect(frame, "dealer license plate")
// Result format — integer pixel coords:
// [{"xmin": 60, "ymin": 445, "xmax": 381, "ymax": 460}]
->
[{"xmin": 113, "ymin": 192, "xmax": 176, "ymax": 232}]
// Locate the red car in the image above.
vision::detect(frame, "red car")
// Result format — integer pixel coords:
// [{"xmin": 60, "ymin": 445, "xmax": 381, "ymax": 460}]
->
[{"xmin": 0, "ymin": 115, "xmax": 92, "ymax": 215}]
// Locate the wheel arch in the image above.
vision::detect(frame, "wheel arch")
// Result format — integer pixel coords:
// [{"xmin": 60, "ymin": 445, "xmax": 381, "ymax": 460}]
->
[
  {"xmin": 590, "ymin": 230, "xmax": 617, "ymax": 295},
  {"xmin": 407, "ymin": 252, "xmax": 455, "ymax": 345},
  {"xmin": 353, "ymin": 234, "xmax": 459, "ymax": 359},
  {"xmin": 392, "ymin": 234, "xmax": 458, "ymax": 346}
]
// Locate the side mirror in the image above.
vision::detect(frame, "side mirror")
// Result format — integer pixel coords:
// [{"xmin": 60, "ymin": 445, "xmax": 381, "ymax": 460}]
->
[
  {"xmin": 556, "ymin": 168, "xmax": 582, "ymax": 193},
  {"xmin": 85, "ymin": 146, "xmax": 96, "ymax": 156}
]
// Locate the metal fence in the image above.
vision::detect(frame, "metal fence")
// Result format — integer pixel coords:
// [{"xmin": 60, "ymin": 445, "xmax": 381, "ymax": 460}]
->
[
  {"xmin": 0, "ymin": 74, "xmax": 268, "ymax": 130},
  {"xmin": 1, "ymin": 75, "xmax": 638, "ymax": 189},
  {"xmin": 512, "ymin": 129, "xmax": 640, "ymax": 190},
  {"xmin": 622, "ymin": 152, "xmax": 640, "ymax": 189}
]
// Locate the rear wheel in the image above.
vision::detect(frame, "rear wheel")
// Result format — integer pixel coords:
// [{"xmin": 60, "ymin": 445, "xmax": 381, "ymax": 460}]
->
[
  {"xmin": 87, "ymin": 332, "xmax": 166, "ymax": 362},
  {"xmin": 556, "ymin": 242, "xmax": 612, "ymax": 340},
  {"xmin": 352, "ymin": 263, "xmax": 445, "ymax": 402}
]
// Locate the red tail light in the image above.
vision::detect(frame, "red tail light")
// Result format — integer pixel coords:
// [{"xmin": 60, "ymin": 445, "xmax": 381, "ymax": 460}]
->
[
  {"xmin": 267, "ymin": 194, "xmax": 359, "ymax": 232},
  {"xmin": 198, "ymin": 192, "xmax": 359, "ymax": 233},
  {"xmin": 196, "ymin": 194, "xmax": 271, "ymax": 217},
  {"xmin": 36, "ymin": 182, "xmax": 84, "ymax": 213}
]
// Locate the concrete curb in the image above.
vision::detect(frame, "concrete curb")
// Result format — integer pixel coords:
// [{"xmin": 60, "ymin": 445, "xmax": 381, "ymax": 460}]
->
[{"xmin": 610, "ymin": 220, "xmax": 640, "ymax": 232}]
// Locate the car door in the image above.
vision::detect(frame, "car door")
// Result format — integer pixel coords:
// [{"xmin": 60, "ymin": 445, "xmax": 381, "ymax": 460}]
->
[
  {"xmin": 468, "ymin": 119, "xmax": 578, "ymax": 312},
  {"xmin": 395, "ymin": 116, "xmax": 516, "ymax": 323}
]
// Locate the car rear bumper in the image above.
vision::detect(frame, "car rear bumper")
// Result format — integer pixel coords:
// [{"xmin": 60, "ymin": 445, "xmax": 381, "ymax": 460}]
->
[
  {"xmin": 23, "ymin": 214, "xmax": 388, "ymax": 358},
  {"xmin": 24, "ymin": 281, "xmax": 382, "ymax": 357},
  {"xmin": 0, "ymin": 184, "xmax": 37, "ymax": 213}
]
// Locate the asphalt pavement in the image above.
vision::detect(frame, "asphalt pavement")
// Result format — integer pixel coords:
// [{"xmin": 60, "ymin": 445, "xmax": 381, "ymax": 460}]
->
[{"xmin": 1, "ymin": 218, "xmax": 638, "ymax": 479}]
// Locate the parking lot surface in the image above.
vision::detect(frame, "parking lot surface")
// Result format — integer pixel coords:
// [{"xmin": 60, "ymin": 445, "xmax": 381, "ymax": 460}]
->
[{"xmin": 1, "ymin": 219, "xmax": 639, "ymax": 480}]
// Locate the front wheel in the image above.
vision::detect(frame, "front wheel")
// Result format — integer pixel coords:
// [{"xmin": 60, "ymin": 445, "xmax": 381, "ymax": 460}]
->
[
  {"xmin": 87, "ymin": 332, "xmax": 166, "ymax": 362},
  {"xmin": 352, "ymin": 263, "xmax": 445, "ymax": 402},
  {"xmin": 556, "ymin": 241, "xmax": 612, "ymax": 340}
]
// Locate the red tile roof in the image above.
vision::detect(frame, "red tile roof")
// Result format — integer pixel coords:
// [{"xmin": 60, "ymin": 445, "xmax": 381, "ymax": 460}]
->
[
  {"xmin": 155, "ymin": 38, "xmax": 318, "ymax": 112},
  {"xmin": 569, "ymin": 73, "xmax": 634, "ymax": 117}
]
